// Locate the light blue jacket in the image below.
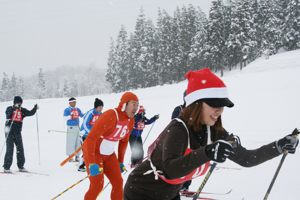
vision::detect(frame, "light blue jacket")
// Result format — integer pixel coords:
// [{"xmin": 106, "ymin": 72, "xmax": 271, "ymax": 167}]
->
[
  {"xmin": 63, "ymin": 106, "xmax": 84, "ymax": 126},
  {"xmin": 80, "ymin": 108, "xmax": 102, "ymax": 138}
]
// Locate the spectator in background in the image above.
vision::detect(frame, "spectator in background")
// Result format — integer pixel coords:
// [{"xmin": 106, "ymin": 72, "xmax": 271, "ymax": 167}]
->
[
  {"xmin": 3, "ymin": 96, "xmax": 38, "ymax": 173},
  {"xmin": 63, "ymin": 97, "xmax": 84, "ymax": 162},
  {"xmin": 129, "ymin": 105, "xmax": 159, "ymax": 167},
  {"xmin": 78, "ymin": 98, "xmax": 104, "ymax": 172}
]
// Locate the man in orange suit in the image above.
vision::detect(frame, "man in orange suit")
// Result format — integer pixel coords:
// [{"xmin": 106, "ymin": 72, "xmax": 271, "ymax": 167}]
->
[{"xmin": 83, "ymin": 92, "xmax": 139, "ymax": 200}]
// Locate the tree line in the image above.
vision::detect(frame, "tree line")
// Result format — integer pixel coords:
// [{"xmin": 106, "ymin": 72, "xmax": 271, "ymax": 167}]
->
[
  {"xmin": 0, "ymin": 65, "xmax": 110, "ymax": 102},
  {"xmin": 106, "ymin": 0, "xmax": 300, "ymax": 93}
]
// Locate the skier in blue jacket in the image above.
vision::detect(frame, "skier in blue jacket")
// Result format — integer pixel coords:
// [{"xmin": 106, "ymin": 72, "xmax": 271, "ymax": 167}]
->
[
  {"xmin": 63, "ymin": 97, "xmax": 84, "ymax": 162},
  {"xmin": 77, "ymin": 98, "xmax": 104, "ymax": 172},
  {"xmin": 129, "ymin": 105, "xmax": 159, "ymax": 167}
]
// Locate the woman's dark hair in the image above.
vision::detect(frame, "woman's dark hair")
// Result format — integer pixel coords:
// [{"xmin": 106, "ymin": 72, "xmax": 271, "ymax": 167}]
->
[{"xmin": 181, "ymin": 100, "xmax": 223, "ymax": 132}]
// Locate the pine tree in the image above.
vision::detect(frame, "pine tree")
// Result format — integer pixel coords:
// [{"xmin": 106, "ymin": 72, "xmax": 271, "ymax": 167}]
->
[
  {"xmin": 106, "ymin": 38, "xmax": 117, "ymax": 92},
  {"xmin": 17, "ymin": 77, "xmax": 25, "ymax": 97},
  {"xmin": 156, "ymin": 9, "xmax": 175, "ymax": 85},
  {"xmin": 227, "ymin": 0, "xmax": 256, "ymax": 70},
  {"xmin": 63, "ymin": 78, "xmax": 70, "ymax": 97},
  {"xmin": 10, "ymin": 73, "xmax": 18, "ymax": 97},
  {"xmin": 176, "ymin": 5, "xmax": 199, "ymax": 79},
  {"xmin": 258, "ymin": 0, "xmax": 282, "ymax": 57},
  {"xmin": 283, "ymin": 0, "xmax": 300, "ymax": 50},
  {"xmin": 1, "ymin": 72, "xmax": 10, "ymax": 101},
  {"xmin": 188, "ymin": 6, "xmax": 208, "ymax": 71},
  {"xmin": 36, "ymin": 68, "xmax": 46, "ymax": 99},
  {"xmin": 205, "ymin": 0, "xmax": 227, "ymax": 74},
  {"xmin": 114, "ymin": 25, "xmax": 130, "ymax": 92}
]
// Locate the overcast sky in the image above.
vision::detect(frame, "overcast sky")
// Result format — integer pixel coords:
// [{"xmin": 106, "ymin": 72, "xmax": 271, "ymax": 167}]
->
[{"xmin": 0, "ymin": 0, "xmax": 212, "ymax": 79}]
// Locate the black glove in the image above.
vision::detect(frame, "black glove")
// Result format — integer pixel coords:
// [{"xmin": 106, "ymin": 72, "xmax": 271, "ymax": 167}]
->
[
  {"xmin": 154, "ymin": 114, "xmax": 159, "ymax": 119},
  {"xmin": 34, "ymin": 104, "xmax": 39, "ymax": 110},
  {"xmin": 275, "ymin": 129, "xmax": 299, "ymax": 154},
  {"xmin": 205, "ymin": 140, "xmax": 235, "ymax": 163}
]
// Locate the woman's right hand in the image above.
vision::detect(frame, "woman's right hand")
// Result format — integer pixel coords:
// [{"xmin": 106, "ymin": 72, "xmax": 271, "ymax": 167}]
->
[{"xmin": 205, "ymin": 140, "xmax": 235, "ymax": 163}]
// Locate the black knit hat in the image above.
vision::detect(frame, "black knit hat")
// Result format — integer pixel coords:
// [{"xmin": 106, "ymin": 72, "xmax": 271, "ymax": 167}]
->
[
  {"xmin": 94, "ymin": 98, "xmax": 104, "ymax": 108},
  {"xmin": 13, "ymin": 96, "xmax": 23, "ymax": 104}
]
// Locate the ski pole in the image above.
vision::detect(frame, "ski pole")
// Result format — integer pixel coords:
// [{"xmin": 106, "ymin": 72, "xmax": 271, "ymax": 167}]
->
[
  {"xmin": 51, "ymin": 175, "xmax": 90, "ymax": 200},
  {"xmin": 192, "ymin": 162, "xmax": 217, "ymax": 200},
  {"xmin": 0, "ymin": 110, "xmax": 18, "ymax": 156},
  {"xmin": 52, "ymin": 168, "xmax": 103, "ymax": 200},
  {"xmin": 193, "ymin": 134, "xmax": 239, "ymax": 200},
  {"xmin": 48, "ymin": 129, "xmax": 86, "ymax": 136},
  {"xmin": 143, "ymin": 120, "xmax": 156, "ymax": 145},
  {"xmin": 36, "ymin": 110, "xmax": 41, "ymax": 165},
  {"xmin": 263, "ymin": 152, "xmax": 287, "ymax": 200},
  {"xmin": 60, "ymin": 145, "xmax": 83, "ymax": 166},
  {"xmin": 263, "ymin": 129, "xmax": 299, "ymax": 200}
]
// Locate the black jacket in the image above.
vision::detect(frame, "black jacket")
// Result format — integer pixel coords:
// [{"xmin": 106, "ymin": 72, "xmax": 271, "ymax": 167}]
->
[
  {"xmin": 5, "ymin": 106, "xmax": 37, "ymax": 133},
  {"xmin": 124, "ymin": 117, "xmax": 280, "ymax": 200}
]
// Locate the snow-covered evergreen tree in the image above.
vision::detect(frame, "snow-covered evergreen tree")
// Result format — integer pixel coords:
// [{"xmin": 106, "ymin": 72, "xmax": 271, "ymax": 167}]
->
[
  {"xmin": 258, "ymin": 0, "xmax": 282, "ymax": 57},
  {"xmin": 1, "ymin": 72, "xmax": 11, "ymax": 102},
  {"xmin": 10, "ymin": 73, "xmax": 18, "ymax": 97},
  {"xmin": 283, "ymin": 0, "xmax": 300, "ymax": 50},
  {"xmin": 156, "ymin": 9, "xmax": 174, "ymax": 85},
  {"xmin": 17, "ymin": 77, "xmax": 25, "ymax": 97},
  {"xmin": 36, "ymin": 68, "xmax": 46, "ymax": 99},
  {"xmin": 114, "ymin": 25, "xmax": 130, "ymax": 92},
  {"xmin": 227, "ymin": 0, "xmax": 257, "ymax": 70}
]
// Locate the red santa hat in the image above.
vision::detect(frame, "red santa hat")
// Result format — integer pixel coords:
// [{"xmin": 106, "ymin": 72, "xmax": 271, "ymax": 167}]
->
[
  {"xmin": 184, "ymin": 68, "xmax": 234, "ymax": 108},
  {"xmin": 138, "ymin": 105, "xmax": 146, "ymax": 114}
]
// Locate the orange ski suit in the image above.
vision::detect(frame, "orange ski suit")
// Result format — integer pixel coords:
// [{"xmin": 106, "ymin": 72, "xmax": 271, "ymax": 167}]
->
[{"xmin": 83, "ymin": 92, "xmax": 138, "ymax": 200}]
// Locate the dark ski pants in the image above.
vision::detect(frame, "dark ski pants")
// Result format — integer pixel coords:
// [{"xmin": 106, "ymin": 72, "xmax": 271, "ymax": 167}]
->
[
  {"xmin": 129, "ymin": 135, "xmax": 144, "ymax": 166},
  {"xmin": 3, "ymin": 131, "xmax": 25, "ymax": 169}
]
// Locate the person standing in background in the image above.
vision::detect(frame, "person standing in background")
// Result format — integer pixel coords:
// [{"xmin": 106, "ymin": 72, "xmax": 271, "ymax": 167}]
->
[
  {"xmin": 129, "ymin": 105, "xmax": 159, "ymax": 167},
  {"xmin": 3, "ymin": 96, "xmax": 38, "ymax": 173},
  {"xmin": 77, "ymin": 98, "xmax": 104, "ymax": 172},
  {"xmin": 63, "ymin": 97, "xmax": 84, "ymax": 162}
]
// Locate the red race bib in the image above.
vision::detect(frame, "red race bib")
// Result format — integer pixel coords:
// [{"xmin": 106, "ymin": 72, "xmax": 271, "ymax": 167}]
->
[
  {"xmin": 103, "ymin": 120, "xmax": 130, "ymax": 141},
  {"xmin": 10, "ymin": 110, "xmax": 22, "ymax": 122},
  {"xmin": 88, "ymin": 114, "xmax": 100, "ymax": 125},
  {"xmin": 71, "ymin": 109, "xmax": 79, "ymax": 119}
]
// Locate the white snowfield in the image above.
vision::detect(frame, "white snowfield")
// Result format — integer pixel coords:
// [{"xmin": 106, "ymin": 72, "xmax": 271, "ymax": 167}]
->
[{"xmin": 1, "ymin": 49, "xmax": 300, "ymax": 200}]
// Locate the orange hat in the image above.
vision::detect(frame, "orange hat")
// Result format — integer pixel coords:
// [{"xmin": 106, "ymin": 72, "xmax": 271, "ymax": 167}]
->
[{"xmin": 118, "ymin": 92, "xmax": 139, "ymax": 111}]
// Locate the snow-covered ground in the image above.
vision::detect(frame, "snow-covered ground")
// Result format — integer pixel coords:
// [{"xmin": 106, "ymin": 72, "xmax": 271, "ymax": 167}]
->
[{"xmin": 1, "ymin": 50, "xmax": 300, "ymax": 199}]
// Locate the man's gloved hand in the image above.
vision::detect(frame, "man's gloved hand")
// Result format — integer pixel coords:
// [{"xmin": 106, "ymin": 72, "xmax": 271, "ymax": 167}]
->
[
  {"xmin": 89, "ymin": 164, "xmax": 102, "ymax": 176},
  {"xmin": 34, "ymin": 104, "xmax": 39, "ymax": 110},
  {"xmin": 205, "ymin": 140, "xmax": 235, "ymax": 163},
  {"xmin": 120, "ymin": 163, "xmax": 126, "ymax": 173},
  {"xmin": 154, "ymin": 114, "xmax": 159, "ymax": 119},
  {"xmin": 276, "ymin": 132, "xmax": 299, "ymax": 154}
]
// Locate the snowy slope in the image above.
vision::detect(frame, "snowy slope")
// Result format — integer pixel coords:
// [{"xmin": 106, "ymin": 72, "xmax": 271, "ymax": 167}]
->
[{"xmin": 1, "ymin": 50, "xmax": 300, "ymax": 199}]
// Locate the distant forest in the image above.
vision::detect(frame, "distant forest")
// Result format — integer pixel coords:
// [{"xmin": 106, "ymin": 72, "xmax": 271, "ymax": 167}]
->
[
  {"xmin": 0, "ymin": 65, "xmax": 110, "ymax": 102},
  {"xmin": 1, "ymin": 0, "xmax": 299, "ymax": 101},
  {"xmin": 106, "ymin": 0, "xmax": 300, "ymax": 92}
]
